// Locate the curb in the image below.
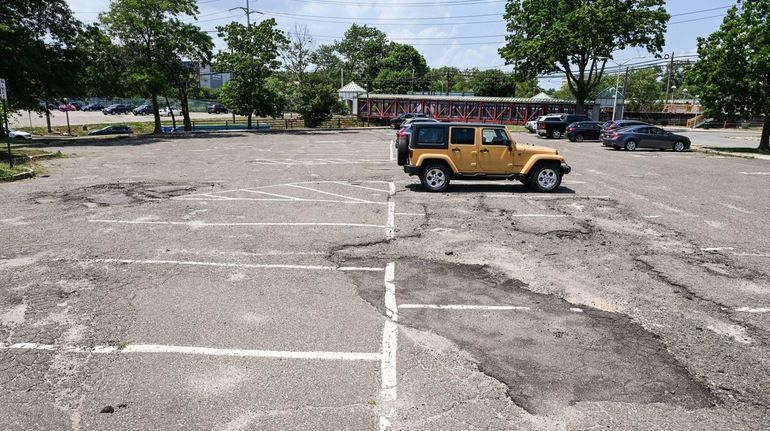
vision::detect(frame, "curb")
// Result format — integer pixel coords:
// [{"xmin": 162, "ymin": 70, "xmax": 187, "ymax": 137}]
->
[
  {"xmin": 691, "ymin": 147, "xmax": 756, "ymax": 160},
  {"xmin": 0, "ymin": 168, "xmax": 35, "ymax": 182}
]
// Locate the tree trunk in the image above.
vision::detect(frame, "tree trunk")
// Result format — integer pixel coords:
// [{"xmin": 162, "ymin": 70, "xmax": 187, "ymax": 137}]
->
[
  {"xmin": 46, "ymin": 109, "xmax": 52, "ymax": 133},
  {"xmin": 164, "ymin": 95, "xmax": 176, "ymax": 131},
  {"xmin": 760, "ymin": 115, "xmax": 770, "ymax": 150},
  {"xmin": 575, "ymin": 99, "xmax": 585, "ymax": 115},
  {"xmin": 247, "ymin": 113, "xmax": 252, "ymax": 129},
  {"xmin": 151, "ymin": 93, "xmax": 162, "ymax": 134},
  {"xmin": 178, "ymin": 85, "xmax": 192, "ymax": 132}
]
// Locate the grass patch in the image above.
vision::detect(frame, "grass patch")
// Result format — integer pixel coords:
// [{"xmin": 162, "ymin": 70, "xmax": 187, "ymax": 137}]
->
[
  {"xmin": 704, "ymin": 147, "xmax": 770, "ymax": 154},
  {"xmin": 507, "ymin": 125, "xmax": 528, "ymax": 133},
  {"xmin": 115, "ymin": 339, "xmax": 130, "ymax": 350},
  {"xmin": 0, "ymin": 162, "xmax": 29, "ymax": 177}
]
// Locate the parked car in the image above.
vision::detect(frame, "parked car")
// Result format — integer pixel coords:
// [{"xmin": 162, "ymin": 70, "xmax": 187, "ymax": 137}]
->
[
  {"xmin": 40, "ymin": 101, "xmax": 58, "ymax": 111},
  {"xmin": 399, "ymin": 122, "xmax": 571, "ymax": 192},
  {"xmin": 601, "ymin": 120, "xmax": 650, "ymax": 133},
  {"xmin": 58, "ymin": 103, "xmax": 77, "ymax": 112},
  {"xmin": 537, "ymin": 113, "xmax": 592, "ymax": 139},
  {"xmin": 132, "ymin": 104, "xmax": 154, "ymax": 115},
  {"xmin": 102, "ymin": 104, "xmax": 132, "ymax": 115},
  {"xmin": 601, "ymin": 125, "xmax": 690, "ymax": 152},
  {"xmin": 390, "ymin": 113, "xmax": 429, "ymax": 129},
  {"xmin": 207, "ymin": 103, "xmax": 228, "ymax": 114},
  {"xmin": 395, "ymin": 118, "xmax": 440, "ymax": 148},
  {"xmin": 4, "ymin": 128, "xmax": 32, "ymax": 140},
  {"xmin": 160, "ymin": 107, "xmax": 182, "ymax": 116},
  {"xmin": 525, "ymin": 116, "xmax": 551, "ymax": 133},
  {"xmin": 566, "ymin": 121, "xmax": 606, "ymax": 142},
  {"xmin": 81, "ymin": 103, "xmax": 105, "ymax": 111},
  {"xmin": 88, "ymin": 125, "xmax": 134, "ymax": 136},
  {"xmin": 69, "ymin": 101, "xmax": 85, "ymax": 110}
]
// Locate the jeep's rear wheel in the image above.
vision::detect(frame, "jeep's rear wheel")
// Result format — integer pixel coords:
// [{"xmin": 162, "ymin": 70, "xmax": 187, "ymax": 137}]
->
[
  {"xmin": 528, "ymin": 164, "xmax": 562, "ymax": 192},
  {"xmin": 420, "ymin": 163, "xmax": 450, "ymax": 192}
]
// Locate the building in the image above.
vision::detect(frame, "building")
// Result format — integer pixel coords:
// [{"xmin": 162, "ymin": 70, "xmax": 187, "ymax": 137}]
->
[
  {"xmin": 199, "ymin": 65, "xmax": 231, "ymax": 90},
  {"xmin": 337, "ymin": 81, "xmax": 366, "ymax": 115}
]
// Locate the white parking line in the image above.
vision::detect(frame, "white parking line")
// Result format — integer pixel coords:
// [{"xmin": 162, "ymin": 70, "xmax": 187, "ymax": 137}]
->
[
  {"xmin": 733, "ymin": 307, "xmax": 770, "ymax": 313},
  {"xmin": 389, "ymin": 140, "xmax": 394, "ymax": 161},
  {"xmin": 386, "ymin": 202, "xmax": 395, "ymax": 240},
  {"xmin": 720, "ymin": 203, "xmax": 754, "ymax": 215},
  {"xmin": 73, "ymin": 258, "xmax": 384, "ymax": 272},
  {"xmin": 380, "ymin": 262, "xmax": 398, "ymax": 431},
  {"xmin": 0, "ymin": 342, "xmax": 381, "ymax": 361},
  {"xmin": 509, "ymin": 214, "xmax": 568, "ymax": 218},
  {"xmin": 332, "ymin": 182, "xmax": 391, "ymax": 194},
  {"xmin": 739, "ymin": 172, "xmax": 770, "ymax": 175},
  {"xmin": 88, "ymin": 220, "xmax": 386, "ymax": 229},
  {"xmin": 238, "ymin": 189, "xmax": 303, "ymax": 200},
  {"xmin": 733, "ymin": 253, "xmax": 770, "ymax": 258},
  {"xmin": 173, "ymin": 197, "xmax": 388, "ymax": 205},
  {"xmin": 398, "ymin": 304, "xmax": 531, "ymax": 311},
  {"xmin": 701, "ymin": 247, "xmax": 735, "ymax": 252},
  {"xmin": 286, "ymin": 184, "xmax": 376, "ymax": 203}
]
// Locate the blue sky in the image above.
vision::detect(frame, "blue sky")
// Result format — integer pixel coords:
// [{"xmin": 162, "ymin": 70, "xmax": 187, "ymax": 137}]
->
[{"xmin": 69, "ymin": 0, "xmax": 737, "ymax": 89}]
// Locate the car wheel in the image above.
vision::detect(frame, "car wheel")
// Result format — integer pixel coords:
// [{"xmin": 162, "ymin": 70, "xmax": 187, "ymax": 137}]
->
[
  {"xmin": 551, "ymin": 130, "xmax": 562, "ymax": 139},
  {"xmin": 420, "ymin": 163, "xmax": 450, "ymax": 192},
  {"xmin": 396, "ymin": 138, "xmax": 409, "ymax": 166},
  {"xmin": 529, "ymin": 164, "xmax": 562, "ymax": 193},
  {"xmin": 575, "ymin": 134, "xmax": 584, "ymax": 142},
  {"xmin": 624, "ymin": 140, "xmax": 637, "ymax": 151},
  {"xmin": 673, "ymin": 141, "xmax": 686, "ymax": 152}
]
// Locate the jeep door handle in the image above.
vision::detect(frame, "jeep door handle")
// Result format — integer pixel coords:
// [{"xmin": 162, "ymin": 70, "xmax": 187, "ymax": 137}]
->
[
  {"xmin": 451, "ymin": 148, "xmax": 460, "ymax": 152},
  {"xmin": 480, "ymin": 149, "xmax": 489, "ymax": 153}
]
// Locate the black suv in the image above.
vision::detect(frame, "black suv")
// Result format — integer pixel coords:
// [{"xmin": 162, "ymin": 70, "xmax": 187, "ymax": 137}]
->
[
  {"xmin": 207, "ymin": 103, "xmax": 228, "ymax": 114},
  {"xmin": 390, "ymin": 113, "xmax": 428, "ymax": 129},
  {"xmin": 103, "ymin": 104, "xmax": 132, "ymax": 115},
  {"xmin": 537, "ymin": 114, "xmax": 593, "ymax": 139}
]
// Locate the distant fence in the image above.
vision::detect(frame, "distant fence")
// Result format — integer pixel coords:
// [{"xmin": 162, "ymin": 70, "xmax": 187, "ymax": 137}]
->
[{"xmin": 163, "ymin": 116, "xmax": 370, "ymax": 132}]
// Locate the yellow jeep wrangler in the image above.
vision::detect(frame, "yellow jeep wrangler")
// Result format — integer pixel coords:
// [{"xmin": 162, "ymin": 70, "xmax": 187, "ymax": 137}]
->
[{"xmin": 398, "ymin": 123, "xmax": 571, "ymax": 192}]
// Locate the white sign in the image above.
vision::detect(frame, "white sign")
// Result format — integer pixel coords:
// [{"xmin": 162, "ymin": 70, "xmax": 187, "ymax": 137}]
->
[{"xmin": 0, "ymin": 79, "xmax": 6, "ymax": 101}]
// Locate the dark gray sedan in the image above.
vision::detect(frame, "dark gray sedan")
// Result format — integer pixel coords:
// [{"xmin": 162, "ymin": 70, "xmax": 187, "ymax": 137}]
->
[{"xmin": 601, "ymin": 125, "xmax": 691, "ymax": 152}]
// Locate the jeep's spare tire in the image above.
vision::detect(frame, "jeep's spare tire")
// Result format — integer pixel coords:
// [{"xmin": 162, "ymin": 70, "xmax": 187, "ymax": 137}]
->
[{"xmin": 397, "ymin": 138, "xmax": 409, "ymax": 166}]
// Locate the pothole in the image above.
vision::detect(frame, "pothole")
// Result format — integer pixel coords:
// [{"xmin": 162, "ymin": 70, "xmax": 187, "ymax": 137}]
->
[
  {"xmin": 344, "ymin": 258, "xmax": 716, "ymax": 414},
  {"xmin": 29, "ymin": 182, "xmax": 200, "ymax": 207}
]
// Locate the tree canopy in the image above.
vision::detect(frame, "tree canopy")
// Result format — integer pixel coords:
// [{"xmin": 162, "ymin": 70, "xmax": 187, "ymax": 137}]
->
[
  {"xmin": 500, "ymin": 0, "xmax": 669, "ymax": 113},
  {"xmin": 690, "ymin": 0, "xmax": 769, "ymax": 149},
  {"xmin": 375, "ymin": 43, "xmax": 429, "ymax": 94},
  {"xmin": 0, "ymin": 0, "xmax": 81, "ymax": 114},
  {"xmin": 216, "ymin": 19, "xmax": 288, "ymax": 128}
]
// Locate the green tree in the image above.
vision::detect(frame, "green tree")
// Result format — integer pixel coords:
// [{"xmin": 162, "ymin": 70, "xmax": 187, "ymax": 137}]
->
[
  {"xmin": 500, "ymin": 0, "xmax": 669, "ymax": 114},
  {"xmin": 216, "ymin": 20, "xmax": 288, "ymax": 128},
  {"xmin": 375, "ymin": 43, "xmax": 429, "ymax": 94},
  {"xmin": 75, "ymin": 24, "xmax": 128, "ymax": 99},
  {"xmin": 626, "ymin": 67, "xmax": 664, "ymax": 112},
  {"xmin": 515, "ymin": 77, "xmax": 543, "ymax": 98},
  {"xmin": 0, "ymin": 0, "xmax": 81, "ymax": 126},
  {"xmin": 310, "ymin": 44, "xmax": 348, "ymax": 88},
  {"xmin": 426, "ymin": 67, "xmax": 469, "ymax": 94},
  {"xmin": 161, "ymin": 24, "xmax": 213, "ymax": 131},
  {"xmin": 294, "ymin": 74, "xmax": 346, "ymax": 128},
  {"xmin": 282, "ymin": 24, "xmax": 314, "ymax": 84},
  {"xmin": 100, "ymin": 0, "xmax": 202, "ymax": 134},
  {"xmin": 336, "ymin": 24, "xmax": 388, "ymax": 91},
  {"xmin": 469, "ymin": 70, "xmax": 516, "ymax": 97},
  {"xmin": 691, "ymin": 1, "xmax": 770, "ymax": 149}
]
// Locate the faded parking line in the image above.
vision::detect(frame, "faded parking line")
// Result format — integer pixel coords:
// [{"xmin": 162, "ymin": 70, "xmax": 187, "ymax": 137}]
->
[
  {"xmin": 71, "ymin": 258, "xmax": 384, "ymax": 272},
  {"xmin": 0, "ymin": 342, "xmax": 381, "ymax": 361},
  {"xmin": 88, "ymin": 220, "xmax": 386, "ymax": 229}
]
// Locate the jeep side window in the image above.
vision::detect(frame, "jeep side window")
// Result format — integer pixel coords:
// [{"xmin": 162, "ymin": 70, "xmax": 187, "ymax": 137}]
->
[
  {"xmin": 450, "ymin": 127, "xmax": 475, "ymax": 145},
  {"xmin": 482, "ymin": 128, "xmax": 508, "ymax": 145},
  {"xmin": 416, "ymin": 126, "xmax": 446, "ymax": 147}
]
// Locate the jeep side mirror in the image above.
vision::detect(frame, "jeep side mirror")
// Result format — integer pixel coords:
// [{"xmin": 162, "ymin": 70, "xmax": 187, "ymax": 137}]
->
[{"xmin": 505, "ymin": 139, "xmax": 512, "ymax": 149}]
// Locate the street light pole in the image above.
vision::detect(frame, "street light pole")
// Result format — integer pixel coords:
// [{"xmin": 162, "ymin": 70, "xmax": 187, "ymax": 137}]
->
[{"xmin": 610, "ymin": 56, "xmax": 644, "ymax": 121}]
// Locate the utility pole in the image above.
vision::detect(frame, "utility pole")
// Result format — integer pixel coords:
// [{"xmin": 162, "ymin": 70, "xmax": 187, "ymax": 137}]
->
[
  {"xmin": 622, "ymin": 66, "xmax": 630, "ymax": 118},
  {"xmin": 445, "ymin": 70, "xmax": 450, "ymax": 96},
  {"xmin": 664, "ymin": 52, "xmax": 675, "ymax": 112},
  {"xmin": 246, "ymin": 0, "xmax": 250, "ymax": 26}
]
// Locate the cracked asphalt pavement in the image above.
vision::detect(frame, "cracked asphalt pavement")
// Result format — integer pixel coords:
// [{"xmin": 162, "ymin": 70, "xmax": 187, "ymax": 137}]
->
[{"xmin": 1, "ymin": 128, "xmax": 769, "ymax": 430}]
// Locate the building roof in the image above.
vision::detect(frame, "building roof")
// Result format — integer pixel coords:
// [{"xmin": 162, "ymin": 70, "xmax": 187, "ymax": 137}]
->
[
  {"xmin": 362, "ymin": 93, "xmax": 586, "ymax": 104},
  {"xmin": 338, "ymin": 81, "xmax": 366, "ymax": 93}
]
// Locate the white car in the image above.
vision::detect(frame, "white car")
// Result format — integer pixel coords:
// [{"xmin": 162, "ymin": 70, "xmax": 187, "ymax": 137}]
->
[
  {"xmin": 159, "ymin": 107, "xmax": 182, "ymax": 117},
  {"xmin": 5, "ymin": 128, "xmax": 32, "ymax": 140}
]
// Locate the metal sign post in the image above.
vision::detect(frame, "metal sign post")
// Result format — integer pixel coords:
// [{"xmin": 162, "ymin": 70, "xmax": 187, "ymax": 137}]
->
[{"xmin": 0, "ymin": 78, "xmax": 12, "ymax": 168}]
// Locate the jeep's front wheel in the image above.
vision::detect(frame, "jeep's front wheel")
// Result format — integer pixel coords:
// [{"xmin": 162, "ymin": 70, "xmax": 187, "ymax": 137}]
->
[
  {"xmin": 420, "ymin": 163, "xmax": 450, "ymax": 192},
  {"xmin": 528, "ymin": 164, "xmax": 562, "ymax": 192}
]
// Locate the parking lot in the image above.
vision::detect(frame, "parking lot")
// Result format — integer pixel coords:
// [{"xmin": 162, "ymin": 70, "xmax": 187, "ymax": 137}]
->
[{"xmin": 1, "ymin": 129, "xmax": 769, "ymax": 430}]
